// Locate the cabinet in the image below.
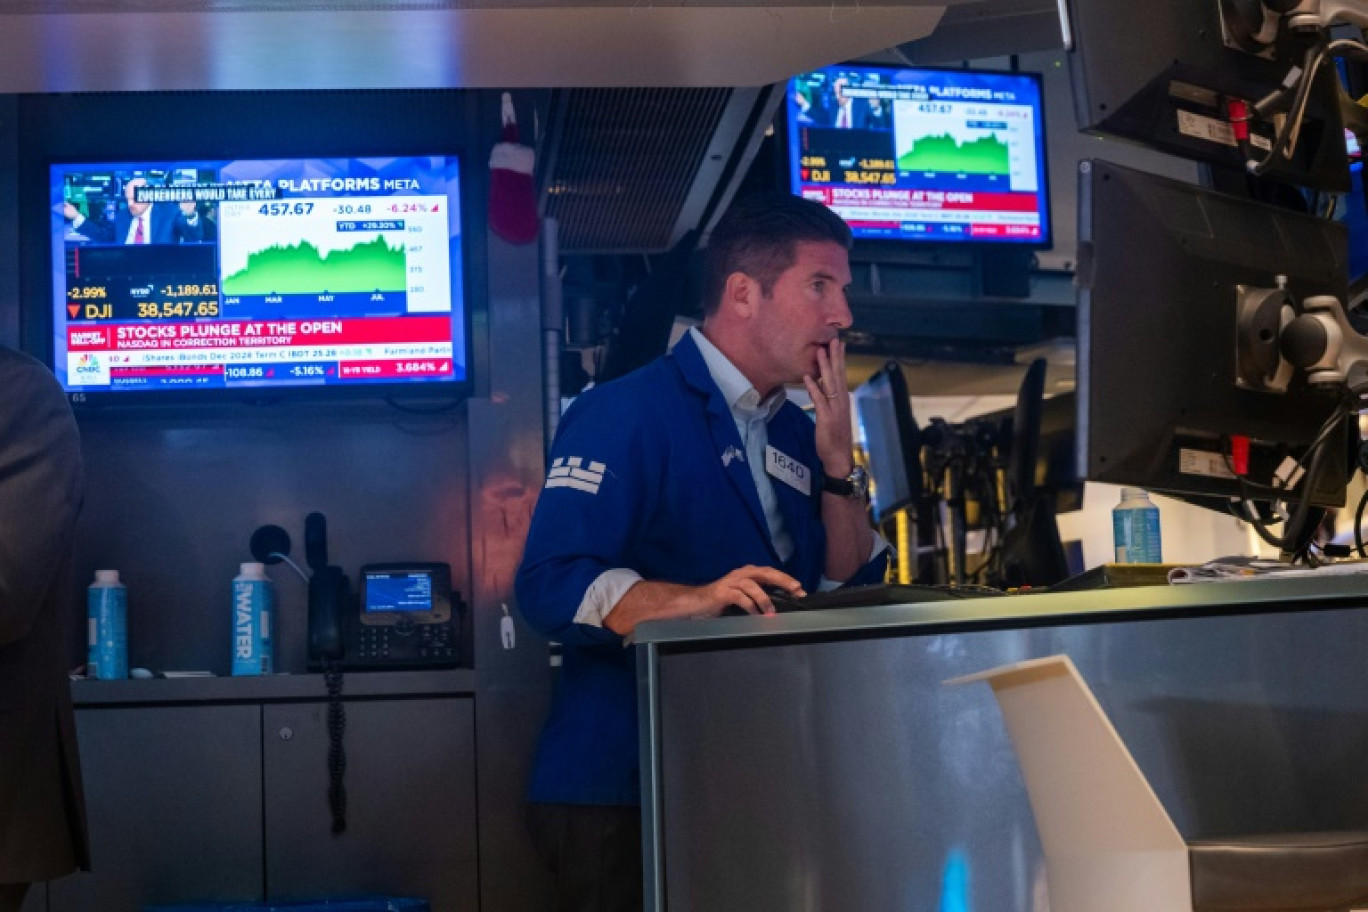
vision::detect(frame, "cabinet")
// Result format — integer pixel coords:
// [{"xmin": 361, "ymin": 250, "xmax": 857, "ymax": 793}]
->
[
  {"xmin": 50, "ymin": 705, "xmax": 263, "ymax": 911},
  {"xmin": 45, "ymin": 673, "xmax": 477, "ymax": 912},
  {"xmin": 262, "ymin": 699, "xmax": 478, "ymax": 910}
]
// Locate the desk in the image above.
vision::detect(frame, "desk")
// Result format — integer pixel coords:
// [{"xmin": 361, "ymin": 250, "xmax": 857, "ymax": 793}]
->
[{"xmin": 635, "ymin": 576, "xmax": 1368, "ymax": 912}]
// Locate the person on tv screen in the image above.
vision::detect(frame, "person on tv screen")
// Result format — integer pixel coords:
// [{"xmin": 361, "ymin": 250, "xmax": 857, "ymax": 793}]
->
[
  {"xmin": 792, "ymin": 84, "xmax": 816, "ymax": 124},
  {"xmin": 831, "ymin": 76, "xmax": 857, "ymax": 128},
  {"xmin": 515, "ymin": 192, "xmax": 888, "ymax": 912},
  {"xmin": 179, "ymin": 198, "xmax": 218, "ymax": 242},
  {"xmin": 63, "ymin": 176, "xmax": 206, "ymax": 244},
  {"xmin": 860, "ymin": 95, "xmax": 892, "ymax": 130}
]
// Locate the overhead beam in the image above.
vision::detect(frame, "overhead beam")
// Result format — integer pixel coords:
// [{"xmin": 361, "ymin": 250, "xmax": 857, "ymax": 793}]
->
[{"xmin": 0, "ymin": 6, "xmax": 948, "ymax": 93}]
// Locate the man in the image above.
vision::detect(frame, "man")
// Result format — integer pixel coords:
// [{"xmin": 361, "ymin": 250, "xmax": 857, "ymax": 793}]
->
[
  {"xmin": 859, "ymin": 95, "xmax": 892, "ymax": 130},
  {"xmin": 516, "ymin": 193, "xmax": 887, "ymax": 911},
  {"xmin": 64, "ymin": 176, "xmax": 205, "ymax": 244},
  {"xmin": 0, "ymin": 348, "xmax": 88, "ymax": 911},
  {"xmin": 831, "ymin": 77, "xmax": 856, "ymax": 128}
]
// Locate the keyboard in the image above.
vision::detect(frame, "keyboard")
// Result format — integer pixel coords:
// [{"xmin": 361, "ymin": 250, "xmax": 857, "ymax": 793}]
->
[{"xmin": 769, "ymin": 582, "xmax": 1005, "ymax": 612}]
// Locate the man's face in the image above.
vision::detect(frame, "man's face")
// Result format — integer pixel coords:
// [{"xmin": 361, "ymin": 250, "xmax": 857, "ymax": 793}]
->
[
  {"xmin": 124, "ymin": 178, "xmax": 150, "ymax": 218},
  {"xmin": 747, "ymin": 240, "xmax": 852, "ymax": 390}
]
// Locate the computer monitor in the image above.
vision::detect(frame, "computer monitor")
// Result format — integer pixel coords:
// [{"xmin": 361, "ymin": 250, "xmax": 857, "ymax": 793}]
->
[
  {"xmin": 1077, "ymin": 159, "xmax": 1350, "ymax": 507},
  {"xmin": 967, "ymin": 390, "xmax": 1084, "ymax": 516},
  {"xmin": 955, "ymin": 360, "xmax": 1073, "ymax": 587},
  {"xmin": 1067, "ymin": 0, "xmax": 1350, "ymax": 191},
  {"xmin": 852, "ymin": 361, "xmax": 923, "ymax": 523}
]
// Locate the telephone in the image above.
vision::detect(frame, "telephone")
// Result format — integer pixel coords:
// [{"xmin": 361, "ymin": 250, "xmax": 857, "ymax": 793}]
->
[
  {"xmin": 303, "ymin": 513, "xmax": 465, "ymax": 671},
  {"xmin": 343, "ymin": 562, "xmax": 463, "ymax": 668}
]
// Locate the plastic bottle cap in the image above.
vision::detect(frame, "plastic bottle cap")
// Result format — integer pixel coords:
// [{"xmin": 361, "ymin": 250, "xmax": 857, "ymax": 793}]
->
[
  {"xmin": 94, "ymin": 569, "xmax": 120, "ymax": 583},
  {"xmin": 1119, "ymin": 487, "xmax": 1151, "ymax": 501},
  {"xmin": 240, "ymin": 562, "xmax": 266, "ymax": 577}
]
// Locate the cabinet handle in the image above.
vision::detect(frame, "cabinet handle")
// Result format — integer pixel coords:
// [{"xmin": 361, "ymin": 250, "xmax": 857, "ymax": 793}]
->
[{"xmin": 279, "ymin": 726, "xmax": 294, "ymax": 741}]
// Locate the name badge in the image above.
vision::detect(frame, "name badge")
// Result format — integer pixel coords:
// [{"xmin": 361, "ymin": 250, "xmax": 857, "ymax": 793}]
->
[{"xmin": 765, "ymin": 445, "xmax": 811, "ymax": 496}]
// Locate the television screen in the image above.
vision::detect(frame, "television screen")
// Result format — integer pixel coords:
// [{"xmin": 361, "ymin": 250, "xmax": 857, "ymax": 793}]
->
[
  {"xmin": 50, "ymin": 155, "xmax": 467, "ymax": 400},
  {"xmin": 785, "ymin": 64, "xmax": 1050, "ymax": 244}
]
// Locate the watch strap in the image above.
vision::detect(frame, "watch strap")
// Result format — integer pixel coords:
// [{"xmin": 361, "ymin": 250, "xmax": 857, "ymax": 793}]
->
[{"xmin": 822, "ymin": 472, "xmax": 855, "ymax": 496}]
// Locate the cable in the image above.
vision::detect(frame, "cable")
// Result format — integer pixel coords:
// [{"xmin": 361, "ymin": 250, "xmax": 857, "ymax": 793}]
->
[
  {"xmin": 268, "ymin": 552, "xmax": 311, "ymax": 584},
  {"xmin": 324, "ymin": 666, "xmax": 348, "ymax": 835},
  {"xmin": 1250, "ymin": 40, "xmax": 1328, "ymax": 174},
  {"xmin": 1248, "ymin": 37, "xmax": 1368, "ymax": 177},
  {"xmin": 1354, "ymin": 483, "xmax": 1368, "ymax": 557},
  {"xmin": 1225, "ymin": 403, "xmax": 1346, "ymax": 554},
  {"xmin": 382, "ymin": 394, "xmax": 463, "ymax": 415},
  {"xmin": 1237, "ymin": 404, "xmax": 1346, "ymax": 554}
]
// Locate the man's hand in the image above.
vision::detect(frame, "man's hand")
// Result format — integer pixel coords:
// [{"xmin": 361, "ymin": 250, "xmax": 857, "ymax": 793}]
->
[
  {"xmin": 62, "ymin": 202, "xmax": 80, "ymax": 222},
  {"xmin": 604, "ymin": 565, "xmax": 805, "ymax": 636},
  {"xmin": 802, "ymin": 336, "xmax": 853, "ymax": 476},
  {"xmin": 802, "ymin": 335, "xmax": 877, "ymax": 582}
]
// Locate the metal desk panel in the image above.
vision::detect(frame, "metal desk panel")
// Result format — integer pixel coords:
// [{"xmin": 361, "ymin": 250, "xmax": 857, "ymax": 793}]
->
[{"xmin": 638, "ymin": 577, "xmax": 1368, "ymax": 911}]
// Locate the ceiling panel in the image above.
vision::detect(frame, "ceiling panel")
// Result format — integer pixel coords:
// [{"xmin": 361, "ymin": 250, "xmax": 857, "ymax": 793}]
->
[{"xmin": 0, "ymin": 5, "xmax": 950, "ymax": 93}]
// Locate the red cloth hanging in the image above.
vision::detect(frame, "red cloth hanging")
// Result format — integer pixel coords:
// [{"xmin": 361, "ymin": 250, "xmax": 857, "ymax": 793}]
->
[{"xmin": 488, "ymin": 92, "xmax": 539, "ymax": 245}]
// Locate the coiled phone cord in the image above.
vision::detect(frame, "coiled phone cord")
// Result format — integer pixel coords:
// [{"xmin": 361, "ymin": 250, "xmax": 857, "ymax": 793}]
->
[{"xmin": 325, "ymin": 666, "xmax": 347, "ymax": 834}]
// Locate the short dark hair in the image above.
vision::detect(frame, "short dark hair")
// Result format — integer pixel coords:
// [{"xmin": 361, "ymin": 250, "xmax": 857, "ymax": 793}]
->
[{"xmin": 702, "ymin": 193, "xmax": 852, "ymax": 317}]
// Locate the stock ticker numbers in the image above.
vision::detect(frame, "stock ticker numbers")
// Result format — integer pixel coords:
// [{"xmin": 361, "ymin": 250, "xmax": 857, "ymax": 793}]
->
[
  {"xmin": 135, "ymin": 300, "xmax": 221, "ymax": 319},
  {"xmin": 68, "ymin": 280, "xmax": 219, "ymax": 322},
  {"xmin": 799, "ymin": 153, "xmax": 895, "ymax": 186},
  {"xmin": 842, "ymin": 159, "xmax": 897, "ymax": 186}
]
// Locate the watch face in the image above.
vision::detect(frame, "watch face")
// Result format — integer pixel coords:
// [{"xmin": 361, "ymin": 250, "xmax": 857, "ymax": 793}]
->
[{"xmin": 850, "ymin": 465, "xmax": 870, "ymax": 498}]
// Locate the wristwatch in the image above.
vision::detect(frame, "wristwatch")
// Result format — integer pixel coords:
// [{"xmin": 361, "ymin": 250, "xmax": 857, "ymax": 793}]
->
[{"xmin": 822, "ymin": 465, "xmax": 869, "ymax": 500}]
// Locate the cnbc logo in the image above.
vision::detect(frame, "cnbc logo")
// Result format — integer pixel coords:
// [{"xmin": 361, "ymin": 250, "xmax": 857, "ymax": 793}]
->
[{"xmin": 69, "ymin": 351, "xmax": 109, "ymax": 385}]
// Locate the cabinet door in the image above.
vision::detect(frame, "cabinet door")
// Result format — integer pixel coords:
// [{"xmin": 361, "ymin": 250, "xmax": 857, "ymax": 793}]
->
[
  {"xmin": 263, "ymin": 698, "xmax": 478, "ymax": 912},
  {"xmin": 49, "ymin": 705, "xmax": 264, "ymax": 912},
  {"xmin": 19, "ymin": 884, "xmax": 43, "ymax": 912}
]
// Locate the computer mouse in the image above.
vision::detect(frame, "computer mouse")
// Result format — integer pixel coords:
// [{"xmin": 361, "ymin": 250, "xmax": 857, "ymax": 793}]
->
[
  {"xmin": 764, "ymin": 586, "xmax": 805, "ymax": 610},
  {"xmin": 129, "ymin": 667, "xmax": 154, "ymax": 679}
]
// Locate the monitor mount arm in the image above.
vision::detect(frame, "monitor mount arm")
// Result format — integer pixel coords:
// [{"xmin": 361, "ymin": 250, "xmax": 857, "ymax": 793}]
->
[
  {"xmin": 1239, "ymin": 277, "xmax": 1368, "ymax": 398},
  {"xmin": 1275, "ymin": 0, "xmax": 1368, "ymax": 31},
  {"xmin": 1281, "ymin": 294, "xmax": 1368, "ymax": 395}
]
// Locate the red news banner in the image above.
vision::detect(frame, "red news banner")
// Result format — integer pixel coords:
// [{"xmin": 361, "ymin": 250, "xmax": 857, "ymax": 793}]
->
[{"xmin": 803, "ymin": 186, "xmax": 1042, "ymax": 237}]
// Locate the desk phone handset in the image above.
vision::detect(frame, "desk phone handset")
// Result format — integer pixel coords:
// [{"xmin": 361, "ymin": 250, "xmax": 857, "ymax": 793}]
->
[
  {"xmin": 305, "ymin": 512, "xmax": 349, "ymax": 667},
  {"xmin": 304, "ymin": 512, "xmax": 464, "ymax": 671}
]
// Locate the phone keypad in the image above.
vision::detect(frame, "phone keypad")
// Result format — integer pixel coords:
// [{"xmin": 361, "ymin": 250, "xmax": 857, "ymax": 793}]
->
[{"xmin": 354, "ymin": 622, "xmax": 458, "ymax": 663}]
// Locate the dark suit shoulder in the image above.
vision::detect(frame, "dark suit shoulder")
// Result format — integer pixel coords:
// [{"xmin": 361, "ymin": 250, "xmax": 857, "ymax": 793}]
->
[{"xmin": 0, "ymin": 346, "xmax": 53, "ymax": 380}]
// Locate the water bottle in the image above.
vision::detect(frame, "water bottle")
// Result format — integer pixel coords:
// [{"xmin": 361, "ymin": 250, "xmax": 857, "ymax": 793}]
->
[
  {"xmin": 1113, "ymin": 488, "xmax": 1162, "ymax": 563},
  {"xmin": 87, "ymin": 569, "xmax": 127, "ymax": 680},
  {"xmin": 231, "ymin": 562, "xmax": 274, "ymax": 676}
]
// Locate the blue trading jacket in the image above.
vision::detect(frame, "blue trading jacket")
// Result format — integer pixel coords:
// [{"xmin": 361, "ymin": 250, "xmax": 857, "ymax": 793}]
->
[{"xmin": 516, "ymin": 330, "xmax": 887, "ymax": 805}]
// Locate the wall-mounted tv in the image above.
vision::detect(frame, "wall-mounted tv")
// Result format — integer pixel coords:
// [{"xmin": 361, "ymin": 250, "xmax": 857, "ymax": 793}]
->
[
  {"xmin": 785, "ymin": 64, "xmax": 1051, "ymax": 245},
  {"xmin": 50, "ymin": 154, "xmax": 467, "ymax": 403}
]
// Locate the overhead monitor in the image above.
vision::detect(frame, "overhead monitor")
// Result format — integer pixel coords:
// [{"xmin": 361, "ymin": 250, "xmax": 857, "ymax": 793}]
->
[
  {"xmin": 1067, "ymin": 0, "xmax": 1350, "ymax": 191},
  {"xmin": 785, "ymin": 63, "xmax": 1051, "ymax": 245},
  {"xmin": 50, "ymin": 154, "xmax": 468, "ymax": 404},
  {"xmin": 1077, "ymin": 159, "xmax": 1349, "ymax": 507}
]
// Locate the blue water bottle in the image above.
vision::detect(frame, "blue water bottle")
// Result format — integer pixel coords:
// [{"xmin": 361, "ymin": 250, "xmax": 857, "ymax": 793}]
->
[
  {"xmin": 1113, "ymin": 487, "xmax": 1162, "ymax": 563},
  {"xmin": 87, "ymin": 569, "xmax": 128, "ymax": 680},
  {"xmin": 231, "ymin": 562, "xmax": 274, "ymax": 676}
]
